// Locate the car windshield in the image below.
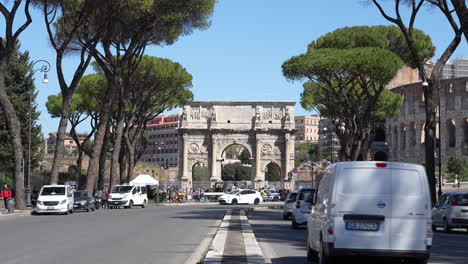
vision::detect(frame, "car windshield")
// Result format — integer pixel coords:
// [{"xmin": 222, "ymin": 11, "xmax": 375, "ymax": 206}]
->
[
  {"xmin": 453, "ymin": 194, "xmax": 468, "ymax": 206},
  {"xmin": 74, "ymin": 191, "xmax": 88, "ymax": 198},
  {"xmin": 289, "ymin": 193, "xmax": 298, "ymax": 201},
  {"xmin": 40, "ymin": 187, "xmax": 65, "ymax": 196},
  {"xmin": 228, "ymin": 190, "xmax": 240, "ymax": 195},
  {"xmin": 111, "ymin": 186, "xmax": 133, "ymax": 193},
  {"xmin": 299, "ymin": 189, "xmax": 315, "ymax": 201}
]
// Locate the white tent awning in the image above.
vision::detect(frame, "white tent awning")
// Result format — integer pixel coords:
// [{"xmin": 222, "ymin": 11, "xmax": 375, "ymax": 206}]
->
[{"xmin": 129, "ymin": 174, "xmax": 159, "ymax": 186}]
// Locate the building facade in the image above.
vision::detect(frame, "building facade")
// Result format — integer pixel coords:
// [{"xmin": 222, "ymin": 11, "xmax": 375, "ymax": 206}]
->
[
  {"xmin": 385, "ymin": 77, "xmax": 468, "ymax": 164},
  {"xmin": 46, "ymin": 132, "xmax": 88, "ymax": 154},
  {"xmin": 294, "ymin": 115, "xmax": 321, "ymax": 142},
  {"xmin": 141, "ymin": 115, "xmax": 179, "ymax": 168},
  {"xmin": 441, "ymin": 59, "xmax": 468, "ymax": 80}
]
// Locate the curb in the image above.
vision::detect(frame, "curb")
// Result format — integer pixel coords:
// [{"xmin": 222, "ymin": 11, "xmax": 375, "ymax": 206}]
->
[
  {"xmin": 240, "ymin": 210, "xmax": 266, "ymax": 264},
  {"xmin": 184, "ymin": 217, "xmax": 224, "ymax": 264},
  {"xmin": 203, "ymin": 210, "xmax": 232, "ymax": 264}
]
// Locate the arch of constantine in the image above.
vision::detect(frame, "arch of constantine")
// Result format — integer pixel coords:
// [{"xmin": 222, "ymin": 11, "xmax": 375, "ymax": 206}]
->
[{"xmin": 178, "ymin": 101, "xmax": 296, "ymax": 190}]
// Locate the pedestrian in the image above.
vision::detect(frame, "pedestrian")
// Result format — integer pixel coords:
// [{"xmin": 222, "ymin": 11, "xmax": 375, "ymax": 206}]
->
[{"xmin": 1, "ymin": 184, "xmax": 13, "ymax": 212}]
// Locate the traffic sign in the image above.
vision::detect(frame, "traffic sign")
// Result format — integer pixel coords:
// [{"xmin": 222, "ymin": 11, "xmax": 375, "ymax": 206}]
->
[{"xmin": 292, "ymin": 168, "xmax": 298, "ymax": 173}]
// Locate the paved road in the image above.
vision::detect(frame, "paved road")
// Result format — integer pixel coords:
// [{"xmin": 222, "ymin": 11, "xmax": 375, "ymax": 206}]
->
[
  {"xmin": 247, "ymin": 208, "xmax": 468, "ymax": 264},
  {"xmin": 0, "ymin": 205, "xmax": 229, "ymax": 264}
]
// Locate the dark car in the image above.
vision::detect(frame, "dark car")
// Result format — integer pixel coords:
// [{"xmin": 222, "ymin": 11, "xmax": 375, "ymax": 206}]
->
[{"xmin": 73, "ymin": 190, "xmax": 95, "ymax": 212}]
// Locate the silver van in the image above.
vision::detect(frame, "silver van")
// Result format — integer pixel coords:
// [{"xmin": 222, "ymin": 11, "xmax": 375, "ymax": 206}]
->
[
  {"xmin": 307, "ymin": 161, "xmax": 432, "ymax": 264},
  {"xmin": 432, "ymin": 192, "xmax": 468, "ymax": 232}
]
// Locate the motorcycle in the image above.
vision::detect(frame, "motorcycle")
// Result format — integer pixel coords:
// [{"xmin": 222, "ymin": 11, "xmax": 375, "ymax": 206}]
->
[{"xmin": 94, "ymin": 197, "xmax": 102, "ymax": 210}]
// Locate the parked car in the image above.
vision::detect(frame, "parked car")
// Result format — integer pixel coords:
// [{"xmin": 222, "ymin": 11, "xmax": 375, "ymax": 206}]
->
[
  {"xmin": 432, "ymin": 192, "xmax": 468, "ymax": 232},
  {"xmin": 307, "ymin": 162, "xmax": 432, "ymax": 264},
  {"xmin": 291, "ymin": 187, "xmax": 316, "ymax": 229},
  {"xmin": 73, "ymin": 190, "xmax": 95, "ymax": 212},
  {"xmin": 282, "ymin": 190, "xmax": 298, "ymax": 220},
  {"xmin": 108, "ymin": 185, "xmax": 148, "ymax": 209},
  {"xmin": 33, "ymin": 185, "xmax": 74, "ymax": 215},
  {"xmin": 218, "ymin": 189, "xmax": 263, "ymax": 205}
]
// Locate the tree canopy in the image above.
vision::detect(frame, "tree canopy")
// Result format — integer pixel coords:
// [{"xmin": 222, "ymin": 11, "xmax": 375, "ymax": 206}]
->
[{"xmin": 282, "ymin": 26, "xmax": 430, "ymax": 160}]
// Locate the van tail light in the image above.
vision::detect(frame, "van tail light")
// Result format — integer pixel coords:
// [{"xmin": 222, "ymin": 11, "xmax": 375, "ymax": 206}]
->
[
  {"xmin": 376, "ymin": 163, "xmax": 387, "ymax": 168},
  {"xmin": 296, "ymin": 202, "xmax": 301, "ymax": 208},
  {"xmin": 327, "ymin": 226, "xmax": 334, "ymax": 235}
]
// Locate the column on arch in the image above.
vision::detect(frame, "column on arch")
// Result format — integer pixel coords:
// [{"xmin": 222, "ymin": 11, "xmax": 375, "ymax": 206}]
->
[
  {"xmin": 210, "ymin": 134, "xmax": 220, "ymax": 183},
  {"xmin": 254, "ymin": 134, "xmax": 263, "ymax": 182},
  {"xmin": 180, "ymin": 133, "xmax": 191, "ymax": 190}
]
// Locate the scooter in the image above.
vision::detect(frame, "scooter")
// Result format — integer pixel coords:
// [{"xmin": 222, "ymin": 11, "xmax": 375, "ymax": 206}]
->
[{"xmin": 94, "ymin": 197, "xmax": 102, "ymax": 210}]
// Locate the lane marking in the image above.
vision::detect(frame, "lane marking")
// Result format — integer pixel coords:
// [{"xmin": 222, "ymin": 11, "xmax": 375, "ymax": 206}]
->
[
  {"xmin": 240, "ymin": 210, "xmax": 266, "ymax": 264},
  {"xmin": 204, "ymin": 210, "xmax": 232, "ymax": 264}
]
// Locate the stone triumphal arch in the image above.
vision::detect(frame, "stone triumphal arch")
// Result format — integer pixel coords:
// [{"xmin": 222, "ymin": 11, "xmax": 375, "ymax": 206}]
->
[{"xmin": 178, "ymin": 101, "xmax": 296, "ymax": 190}]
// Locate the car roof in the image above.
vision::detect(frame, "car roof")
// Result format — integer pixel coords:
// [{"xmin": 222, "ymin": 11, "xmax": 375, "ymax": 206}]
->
[
  {"xmin": 444, "ymin": 192, "xmax": 468, "ymax": 195},
  {"xmin": 331, "ymin": 161, "xmax": 424, "ymax": 169},
  {"xmin": 298, "ymin": 187, "xmax": 316, "ymax": 191},
  {"xmin": 42, "ymin": 185, "xmax": 67, "ymax": 187},
  {"xmin": 289, "ymin": 190, "xmax": 299, "ymax": 193}
]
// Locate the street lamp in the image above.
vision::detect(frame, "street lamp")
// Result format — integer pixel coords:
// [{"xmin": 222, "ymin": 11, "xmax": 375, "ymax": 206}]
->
[{"xmin": 26, "ymin": 60, "xmax": 50, "ymax": 207}]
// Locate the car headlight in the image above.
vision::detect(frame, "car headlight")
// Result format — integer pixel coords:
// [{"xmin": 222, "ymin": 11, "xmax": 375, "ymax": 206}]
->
[
  {"xmin": 60, "ymin": 199, "xmax": 67, "ymax": 205},
  {"xmin": 37, "ymin": 200, "xmax": 43, "ymax": 205},
  {"xmin": 81, "ymin": 201, "xmax": 87, "ymax": 205}
]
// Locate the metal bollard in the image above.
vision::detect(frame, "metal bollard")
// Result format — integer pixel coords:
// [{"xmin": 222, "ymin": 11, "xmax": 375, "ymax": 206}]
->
[{"xmin": 6, "ymin": 197, "xmax": 15, "ymax": 213}]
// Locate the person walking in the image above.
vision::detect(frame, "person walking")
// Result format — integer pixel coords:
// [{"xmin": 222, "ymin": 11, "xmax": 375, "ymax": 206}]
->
[{"xmin": 1, "ymin": 184, "xmax": 13, "ymax": 212}]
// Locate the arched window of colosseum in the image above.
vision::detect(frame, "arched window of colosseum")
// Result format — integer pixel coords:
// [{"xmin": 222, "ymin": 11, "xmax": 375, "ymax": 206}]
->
[
  {"xmin": 409, "ymin": 122, "xmax": 416, "ymax": 146},
  {"xmin": 420, "ymin": 121, "xmax": 425, "ymax": 144},
  {"xmin": 400, "ymin": 124, "xmax": 406, "ymax": 150},
  {"xmin": 447, "ymin": 119, "xmax": 456, "ymax": 148},
  {"xmin": 449, "ymin": 82, "xmax": 454, "ymax": 93},
  {"xmin": 421, "ymin": 92, "xmax": 425, "ymax": 102}
]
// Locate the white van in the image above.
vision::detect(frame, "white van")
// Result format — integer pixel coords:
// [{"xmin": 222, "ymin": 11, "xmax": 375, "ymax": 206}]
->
[
  {"xmin": 34, "ymin": 185, "xmax": 74, "ymax": 215},
  {"xmin": 307, "ymin": 162, "xmax": 432, "ymax": 264},
  {"xmin": 108, "ymin": 184, "xmax": 148, "ymax": 208}
]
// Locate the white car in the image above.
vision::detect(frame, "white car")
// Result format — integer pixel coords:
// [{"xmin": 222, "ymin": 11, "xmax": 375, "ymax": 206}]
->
[
  {"xmin": 307, "ymin": 162, "xmax": 432, "ymax": 264},
  {"xmin": 218, "ymin": 189, "xmax": 263, "ymax": 205},
  {"xmin": 34, "ymin": 185, "xmax": 74, "ymax": 215},
  {"xmin": 108, "ymin": 185, "xmax": 148, "ymax": 208},
  {"xmin": 291, "ymin": 187, "xmax": 316, "ymax": 228},
  {"xmin": 282, "ymin": 190, "xmax": 298, "ymax": 220}
]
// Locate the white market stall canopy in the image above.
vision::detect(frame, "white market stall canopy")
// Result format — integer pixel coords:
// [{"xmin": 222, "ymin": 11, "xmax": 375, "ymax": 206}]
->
[{"xmin": 129, "ymin": 174, "xmax": 159, "ymax": 186}]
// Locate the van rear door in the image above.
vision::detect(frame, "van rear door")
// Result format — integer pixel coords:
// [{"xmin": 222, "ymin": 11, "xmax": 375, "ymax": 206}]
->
[
  {"xmin": 390, "ymin": 165, "xmax": 429, "ymax": 251},
  {"xmin": 333, "ymin": 163, "xmax": 391, "ymax": 250}
]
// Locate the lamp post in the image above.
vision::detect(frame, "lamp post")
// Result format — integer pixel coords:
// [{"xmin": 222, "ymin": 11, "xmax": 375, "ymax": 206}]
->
[{"xmin": 26, "ymin": 60, "xmax": 50, "ymax": 207}]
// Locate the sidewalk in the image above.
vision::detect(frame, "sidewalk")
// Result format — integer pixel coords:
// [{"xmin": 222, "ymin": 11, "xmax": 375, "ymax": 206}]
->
[{"xmin": 0, "ymin": 209, "xmax": 31, "ymax": 218}]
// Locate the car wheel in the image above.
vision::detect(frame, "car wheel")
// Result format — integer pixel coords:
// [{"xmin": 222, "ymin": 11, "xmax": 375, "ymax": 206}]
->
[
  {"xmin": 127, "ymin": 201, "xmax": 133, "ymax": 209},
  {"xmin": 231, "ymin": 199, "xmax": 238, "ymax": 205},
  {"xmin": 283, "ymin": 213, "xmax": 289, "ymax": 220},
  {"xmin": 443, "ymin": 218, "xmax": 452, "ymax": 233},
  {"xmin": 142, "ymin": 200, "xmax": 146, "ymax": 208},
  {"xmin": 87, "ymin": 206, "xmax": 91, "ymax": 212},
  {"xmin": 318, "ymin": 239, "xmax": 334, "ymax": 264},
  {"xmin": 91, "ymin": 205, "xmax": 95, "ymax": 211},
  {"xmin": 273, "ymin": 197, "xmax": 279, "ymax": 202},
  {"xmin": 254, "ymin": 198, "xmax": 260, "ymax": 205},
  {"xmin": 31, "ymin": 211, "xmax": 37, "ymax": 216},
  {"xmin": 306, "ymin": 232, "xmax": 318, "ymax": 262},
  {"xmin": 291, "ymin": 216, "xmax": 299, "ymax": 229}
]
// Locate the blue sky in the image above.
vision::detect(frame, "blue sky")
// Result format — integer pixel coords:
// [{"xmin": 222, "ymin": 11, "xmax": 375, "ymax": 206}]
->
[{"xmin": 15, "ymin": 0, "xmax": 468, "ymax": 135}]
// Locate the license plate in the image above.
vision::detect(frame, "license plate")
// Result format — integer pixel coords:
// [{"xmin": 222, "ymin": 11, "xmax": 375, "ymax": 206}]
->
[
  {"xmin": 74, "ymin": 205, "xmax": 79, "ymax": 208},
  {"xmin": 47, "ymin": 207, "xmax": 56, "ymax": 210},
  {"xmin": 346, "ymin": 221, "xmax": 379, "ymax": 231}
]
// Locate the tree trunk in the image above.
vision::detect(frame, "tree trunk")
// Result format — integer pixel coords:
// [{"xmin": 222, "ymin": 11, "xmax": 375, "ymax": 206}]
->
[
  {"xmin": 119, "ymin": 147, "xmax": 127, "ymax": 184},
  {"xmin": 110, "ymin": 106, "xmax": 125, "ymax": 188},
  {"xmin": 0, "ymin": 59, "xmax": 25, "ymax": 209},
  {"xmin": 452, "ymin": 0, "xmax": 468, "ymax": 43},
  {"xmin": 97, "ymin": 129, "xmax": 109, "ymax": 191},
  {"xmin": 85, "ymin": 78, "xmax": 117, "ymax": 193},
  {"xmin": 423, "ymin": 83, "xmax": 437, "ymax": 206},
  {"xmin": 49, "ymin": 92, "xmax": 73, "ymax": 184},
  {"xmin": 125, "ymin": 132, "xmax": 135, "ymax": 183}
]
